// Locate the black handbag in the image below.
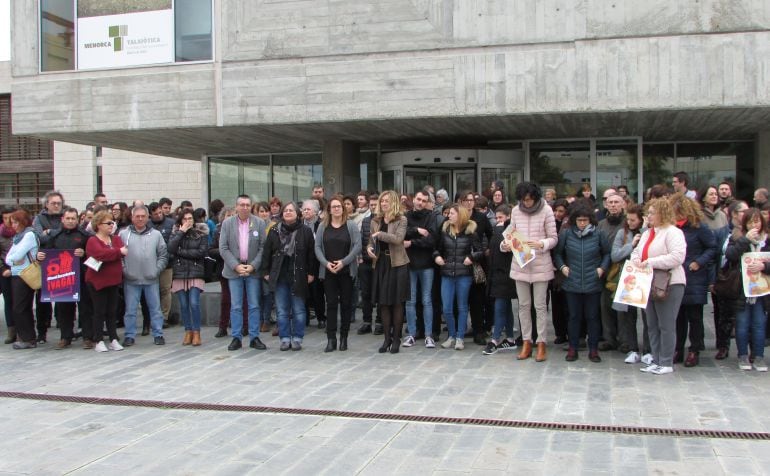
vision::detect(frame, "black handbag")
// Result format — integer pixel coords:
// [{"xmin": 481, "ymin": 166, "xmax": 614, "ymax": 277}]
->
[{"xmin": 713, "ymin": 263, "xmax": 742, "ymax": 300}]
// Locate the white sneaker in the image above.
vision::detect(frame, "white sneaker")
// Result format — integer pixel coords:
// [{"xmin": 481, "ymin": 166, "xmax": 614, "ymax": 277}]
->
[
  {"xmin": 441, "ymin": 337, "xmax": 456, "ymax": 349},
  {"xmin": 402, "ymin": 335, "xmax": 415, "ymax": 347},
  {"xmin": 94, "ymin": 341, "xmax": 108, "ymax": 353},
  {"xmin": 640, "ymin": 364, "xmax": 658, "ymax": 373},
  {"xmin": 109, "ymin": 339, "xmax": 124, "ymax": 351},
  {"xmin": 651, "ymin": 366, "xmax": 674, "ymax": 375},
  {"xmin": 624, "ymin": 351, "xmax": 640, "ymax": 364},
  {"xmin": 454, "ymin": 338, "xmax": 465, "ymax": 350},
  {"xmin": 739, "ymin": 355, "xmax": 752, "ymax": 371},
  {"xmin": 425, "ymin": 336, "xmax": 436, "ymax": 348},
  {"xmin": 640, "ymin": 353, "xmax": 654, "ymax": 365},
  {"xmin": 753, "ymin": 356, "xmax": 768, "ymax": 372}
]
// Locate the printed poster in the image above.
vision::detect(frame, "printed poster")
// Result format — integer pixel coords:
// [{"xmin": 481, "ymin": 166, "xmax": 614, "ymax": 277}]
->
[
  {"xmin": 613, "ymin": 260, "xmax": 652, "ymax": 309},
  {"xmin": 741, "ymin": 252, "xmax": 770, "ymax": 298},
  {"xmin": 502, "ymin": 224, "xmax": 536, "ymax": 268},
  {"xmin": 41, "ymin": 250, "xmax": 81, "ymax": 303}
]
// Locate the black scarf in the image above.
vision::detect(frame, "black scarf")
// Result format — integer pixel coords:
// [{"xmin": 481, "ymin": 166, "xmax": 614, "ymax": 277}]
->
[
  {"xmin": 279, "ymin": 220, "xmax": 301, "ymax": 257},
  {"xmin": 519, "ymin": 198, "xmax": 545, "ymax": 215},
  {"xmin": 606, "ymin": 212, "xmax": 624, "ymax": 226}
]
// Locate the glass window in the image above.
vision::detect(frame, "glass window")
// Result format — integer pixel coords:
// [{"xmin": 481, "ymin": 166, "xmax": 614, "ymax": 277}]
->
[
  {"xmin": 360, "ymin": 151, "xmax": 378, "ymax": 192},
  {"xmin": 596, "ymin": 139, "xmax": 638, "ymax": 202},
  {"xmin": 481, "ymin": 168, "xmax": 522, "ymax": 205},
  {"xmin": 175, "ymin": 0, "xmax": 213, "ymax": 62},
  {"xmin": 41, "ymin": 0, "xmax": 75, "ymax": 72},
  {"xmin": 209, "ymin": 159, "xmax": 240, "ymax": 205},
  {"xmin": 675, "ymin": 143, "xmax": 739, "ymax": 193},
  {"xmin": 529, "ymin": 141, "xmax": 590, "ymax": 200},
  {"xmin": 243, "ymin": 156, "xmax": 271, "ymax": 204},
  {"xmin": 272, "ymin": 154, "xmax": 322, "ymax": 203},
  {"xmin": 642, "ymin": 144, "xmax": 674, "ymax": 197}
]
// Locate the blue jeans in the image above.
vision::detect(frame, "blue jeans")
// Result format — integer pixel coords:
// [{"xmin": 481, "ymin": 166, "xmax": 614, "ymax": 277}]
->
[
  {"xmin": 274, "ymin": 281, "xmax": 307, "ymax": 342},
  {"xmin": 441, "ymin": 275, "xmax": 472, "ymax": 339},
  {"xmin": 176, "ymin": 287, "xmax": 202, "ymax": 331},
  {"xmin": 228, "ymin": 276, "xmax": 261, "ymax": 340},
  {"xmin": 124, "ymin": 282, "xmax": 164, "ymax": 338},
  {"xmin": 566, "ymin": 291, "xmax": 601, "ymax": 351},
  {"xmin": 406, "ymin": 268, "xmax": 434, "ymax": 337},
  {"xmin": 493, "ymin": 298, "xmax": 514, "ymax": 341},
  {"xmin": 736, "ymin": 301, "xmax": 767, "ymax": 358}
]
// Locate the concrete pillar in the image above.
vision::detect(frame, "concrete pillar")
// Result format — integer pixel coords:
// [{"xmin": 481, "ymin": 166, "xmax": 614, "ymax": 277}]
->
[
  {"xmin": 323, "ymin": 139, "xmax": 360, "ymax": 195},
  {"xmin": 757, "ymin": 129, "xmax": 770, "ymax": 193}
]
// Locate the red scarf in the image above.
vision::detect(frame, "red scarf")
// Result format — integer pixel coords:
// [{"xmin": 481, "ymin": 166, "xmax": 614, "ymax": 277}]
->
[{"xmin": 641, "ymin": 227, "xmax": 656, "ymax": 262}]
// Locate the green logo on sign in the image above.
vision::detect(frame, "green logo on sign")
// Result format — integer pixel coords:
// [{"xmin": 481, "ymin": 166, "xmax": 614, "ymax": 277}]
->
[{"xmin": 108, "ymin": 25, "xmax": 128, "ymax": 52}]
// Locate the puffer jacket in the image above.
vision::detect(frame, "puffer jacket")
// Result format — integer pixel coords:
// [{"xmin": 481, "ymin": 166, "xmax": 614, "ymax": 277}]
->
[
  {"xmin": 508, "ymin": 200, "xmax": 558, "ymax": 282},
  {"xmin": 167, "ymin": 224, "xmax": 209, "ymax": 281},
  {"xmin": 724, "ymin": 232, "xmax": 770, "ymax": 311},
  {"xmin": 433, "ymin": 220, "xmax": 482, "ymax": 278},
  {"xmin": 679, "ymin": 222, "xmax": 717, "ymax": 306},
  {"xmin": 487, "ymin": 221, "xmax": 517, "ymax": 299},
  {"xmin": 553, "ymin": 225, "xmax": 611, "ymax": 294}
]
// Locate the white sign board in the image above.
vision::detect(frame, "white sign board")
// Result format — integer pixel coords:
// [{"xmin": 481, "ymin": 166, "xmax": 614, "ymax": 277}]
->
[{"xmin": 77, "ymin": 9, "xmax": 174, "ymax": 70}]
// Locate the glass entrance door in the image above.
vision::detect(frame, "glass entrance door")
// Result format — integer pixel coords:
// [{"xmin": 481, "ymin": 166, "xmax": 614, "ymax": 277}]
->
[{"xmin": 404, "ymin": 167, "xmax": 455, "ymax": 197}]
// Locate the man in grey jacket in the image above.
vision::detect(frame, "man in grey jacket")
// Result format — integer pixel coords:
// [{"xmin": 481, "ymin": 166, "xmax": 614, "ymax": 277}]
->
[
  {"xmin": 119, "ymin": 206, "xmax": 168, "ymax": 346},
  {"xmin": 219, "ymin": 195, "xmax": 268, "ymax": 351}
]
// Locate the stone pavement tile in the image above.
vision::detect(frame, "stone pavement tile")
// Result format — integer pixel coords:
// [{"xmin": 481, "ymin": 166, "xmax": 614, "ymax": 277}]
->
[
  {"xmin": 414, "ymin": 430, "xmax": 458, "ymax": 458},
  {"xmin": 710, "ymin": 439, "xmax": 750, "ymax": 457},
  {"xmin": 647, "ymin": 460, "xmax": 725, "ymax": 476},
  {"xmin": 541, "ymin": 451, "xmax": 583, "ymax": 476},
  {"xmin": 549, "ymin": 431, "xmax": 583, "ymax": 453},
  {"xmin": 678, "ymin": 438, "xmax": 718, "ymax": 459},
  {"xmin": 645, "ymin": 436, "xmax": 681, "ymax": 462}
]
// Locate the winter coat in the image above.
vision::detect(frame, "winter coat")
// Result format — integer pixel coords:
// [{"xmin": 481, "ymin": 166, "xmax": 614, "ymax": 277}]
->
[
  {"xmin": 32, "ymin": 210, "xmax": 62, "ymax": 246},
  {"xmin": 360, "ymin": 214, "xmax": 374, "ymax": 264},
  {"xmin": 724, "ymin": 233, "xmax": 770, "ymax": 311},
  {"xmin": 314, "ymin": 220, "xmax": 362, "ymax": 280},
  {"xmin": 630, "ymin": 225, "xmax": 687, "ymax": 286},
  {"xmin": 260, "ymin": 221, "xmax": 317, "ymax": 299},
  {"xmin": 553, "ymin": 225, "xmax": 611, "ymax": 294},
  {"xmin": 679, "ymin": 222, "xmax": 717, "ymax": 305},
  {"xmin": 487, "ymin": 221, "xmax": 517, "ymax": 299},
  {"xmin": 404, "ymin": 208, "xmax": 438, "ymax": 270},
  {"xmin": 433, "ymin": 220, "xmax": 482, "ymax": 278},
  {"xmin": 508, "ymin": 200, "xmax": 558, "ymax": 283},
  {"xmin": 118, "ymin": 225, "xmax": 168, "ymax": 284},
  {"xmin": 370, "ymin": 215, "xmax": 409, "ymax": 268},
  {"xmin": 167, "ymin": 224, "xmax": 210, "ymax": 281}
]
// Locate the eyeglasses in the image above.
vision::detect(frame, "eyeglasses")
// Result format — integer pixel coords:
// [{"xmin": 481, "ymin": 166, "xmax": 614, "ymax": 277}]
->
[
  {"xmin": 48, "ymin": 201, "xmax": 63, "ymax": 206},
  {"xmin": 462, "ymin": 198, "xmax": 474, "ymax": 203},
  {"xmin": 330, "ymin": 205, "xmax": 342, "ymax": 209},
  {"xmin": 101, "ymin": 221, "xmax": 115, "ymax": 226}
]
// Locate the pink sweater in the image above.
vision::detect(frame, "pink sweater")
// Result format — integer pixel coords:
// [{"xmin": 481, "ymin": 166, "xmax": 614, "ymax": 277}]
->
[
  {"xmin": 508, "ymin": 202, "xmax": 558, "ymax": 283},
  {"xmin": 630, "ymin": 225, "xmax": 687, "ymax": 285}
]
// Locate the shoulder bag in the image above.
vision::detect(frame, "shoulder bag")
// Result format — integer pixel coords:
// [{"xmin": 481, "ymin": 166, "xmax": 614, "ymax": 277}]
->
[{"xmin": 650, "ymin": 268, "xmax": 671, "ymax": 301}]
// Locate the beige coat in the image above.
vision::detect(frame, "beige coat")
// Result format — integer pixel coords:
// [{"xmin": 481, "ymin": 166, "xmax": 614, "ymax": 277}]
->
[{"xmin": 370, "ymin": 215, "xmax": 409, "ymax": 267}]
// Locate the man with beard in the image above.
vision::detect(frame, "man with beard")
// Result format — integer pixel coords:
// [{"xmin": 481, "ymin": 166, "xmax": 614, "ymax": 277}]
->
[
  {"xmin": 402, "ymin": 189, "xmax": 439, "ymax": 348},
  {"xmin": 597, "ymin": 192, "xmax": 626, "ymax": 351}
]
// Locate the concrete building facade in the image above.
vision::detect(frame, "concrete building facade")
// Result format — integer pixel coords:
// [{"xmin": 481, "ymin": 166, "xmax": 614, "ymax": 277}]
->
[{"xmin": 9, "ymin": 1, "xmax": 770, "ymax": 204}]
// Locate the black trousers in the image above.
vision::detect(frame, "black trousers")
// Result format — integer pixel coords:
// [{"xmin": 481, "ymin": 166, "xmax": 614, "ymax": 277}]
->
[
  {"xmin": 1, "ymin": 274, "xmax": 13, "ymax": 327},
  {"xmin": 676, "ymin": 303, "xmax": 705, "ymax": 353},
  {"xmin": 11, "ymin": 277, "xmax": 36, "ymax": 343},
  {"xmin": 469, "ymin": 282, "xmax": 487, "ymax": 336},
  {"xmin": 55, "ymin": 303, "xmax": 77, "ymax": 341},
  {"xmin": 89, "ymin": 283, "xmax": 119, "ymax": 342},
  {"xmin": 309, "ymin": 278, "xmax": 326, "ymax": 322},
  {"xmin": 35, "ymin": 292, "xmax": 52, "ymax": 337},
  {"xmin": 323, "ymin": 272, "xmax": 354, "ymax": 337},
  {"xmin": 358, "ymin": 261, "xmax": 376, "ymax": 323},
  {"xmin": 77, "ymin": 279, "xmax": 94, "ymax": 340},
  {"xmin": 550, "ymin": 285, "xmax": 568, "ymax": 339}
]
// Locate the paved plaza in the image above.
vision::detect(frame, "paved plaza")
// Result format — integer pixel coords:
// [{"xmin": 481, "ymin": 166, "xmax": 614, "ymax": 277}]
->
[{"xmin": 0, "ymin": 302, "xmax": 769, "ymax": 475}]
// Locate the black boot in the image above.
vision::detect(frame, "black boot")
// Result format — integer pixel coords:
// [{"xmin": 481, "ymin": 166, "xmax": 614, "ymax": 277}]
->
[
  {"xmin": 339, "ymin": 333, "xmax": 348, "ymax": 351},
  {"xmin": 390, "ymin": 305, "xmax": 403, "ymax": 354},
  {"xmin": 378, "ymin": 305, "xmax": 392, "ymax": 354},
  {"xmin": 325, "ymin": 336, "xmax": 337, "ymax": 352}
]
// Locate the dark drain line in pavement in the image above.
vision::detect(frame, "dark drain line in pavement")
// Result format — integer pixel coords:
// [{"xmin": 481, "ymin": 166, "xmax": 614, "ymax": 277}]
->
[{"xmin": 1, "ymin": 390, "xmax": 767, "ymax": 441}]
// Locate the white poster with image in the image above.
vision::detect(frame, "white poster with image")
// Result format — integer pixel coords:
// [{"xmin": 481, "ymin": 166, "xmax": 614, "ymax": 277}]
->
[{"xmin": 613, "ymin": 260, "xmax": 653, "ymax": 309}]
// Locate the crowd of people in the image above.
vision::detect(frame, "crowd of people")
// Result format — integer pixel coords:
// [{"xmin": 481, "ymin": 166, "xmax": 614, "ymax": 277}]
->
[{"xmin": 1, "ymin": 173, "xmax": 768, "ymax": 374}]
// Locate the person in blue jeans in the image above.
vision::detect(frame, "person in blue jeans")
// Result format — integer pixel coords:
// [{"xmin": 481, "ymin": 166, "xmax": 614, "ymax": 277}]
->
[
  {"xmin": 724, "ymin": 207, "xmax": 769, "ymax": 372},
  {"xmin": 260, "ymin": 202, "xmax": 317, "ymax": 351},
  {"xmin": 167, "ymin": 210, "xmax": 209, "ymax": 346},
  {"xmin": 433, "ymin": 204, "xmax": 482, "ymax": 350},
  {"xmin": 219, "ymin": 195, "xmax": 268, "ymax": 351},
  {"xmin": 483, "ymin": 204, "xmax": 519, "ymax": 355}
]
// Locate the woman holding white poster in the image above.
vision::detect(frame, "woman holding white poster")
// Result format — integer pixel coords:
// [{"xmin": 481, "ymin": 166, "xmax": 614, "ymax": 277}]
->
[
  {"xmin": 631, "ymin": 198, "xmax": 686, "ymax": 376},
  {"xmin": 724, "ymin": 208, "xmax": 769, "ymax": 372}
]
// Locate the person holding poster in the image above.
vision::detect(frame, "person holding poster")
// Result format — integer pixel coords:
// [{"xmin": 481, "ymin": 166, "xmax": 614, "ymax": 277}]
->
[
  {"xmin": 85, "ymin": 210, "xmax": 128, "ymax": 353},
  {"xmin": 631, "ymin": 198, "xmax": 686, "ymax": 375},
  {"xmin": 553, "ymin": 203, "xmax": 611, "ymax": 362},
  {"xmin": 724, "ymin": 208, "xmax": 770, "ymax": 372},
  {"xmin": 36, "ymin": 207, "xmax": 92, "ymax": 350}
]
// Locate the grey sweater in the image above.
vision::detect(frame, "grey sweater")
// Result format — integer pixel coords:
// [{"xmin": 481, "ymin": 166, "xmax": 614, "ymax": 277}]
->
[{"xmin": 118, "ymin": 225, "xmax": 168, "ymax": 285}]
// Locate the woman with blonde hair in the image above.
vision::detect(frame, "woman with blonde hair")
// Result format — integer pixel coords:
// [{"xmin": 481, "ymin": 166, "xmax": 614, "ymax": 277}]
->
[
  {"xmin": 670, "ymin": 193, "xmax": 716, "ymax": 367},
  {"xmin": 315, "ymin": 194, "xmax": 362, "ymax": 352},
  {"xmin": 366, "ymin": 190, "xmax": 410, "ymax": 353},
  {"xmin": 631, "ymin": 197, "xmax": 687, "ymax": 375},
  {"xmin": 433, "ymin": 204, "xmax": 482, "ymax": 350}
]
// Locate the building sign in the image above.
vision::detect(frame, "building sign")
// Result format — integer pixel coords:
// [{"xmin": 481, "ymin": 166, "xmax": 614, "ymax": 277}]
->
[
  {"xmin": 41, "ymin": 250, "xmax": 81, "ymax": 303},
  {"xmin": 77, "ymin": 1, "xmax": 173, "ymax": 70}
]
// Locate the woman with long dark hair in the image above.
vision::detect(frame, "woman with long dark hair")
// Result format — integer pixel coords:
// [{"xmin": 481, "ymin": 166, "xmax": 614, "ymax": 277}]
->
[
  {"xmin": 367, "ymin": 190, "xmax": 409, "ymax": 354},
  {"xmin": 315, "ymin": 195, "xmax": 362, "ymax": 352}
]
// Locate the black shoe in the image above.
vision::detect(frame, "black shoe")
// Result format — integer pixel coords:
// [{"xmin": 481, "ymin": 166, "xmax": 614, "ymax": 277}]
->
[
  {"xmin": 473, "ymin": 334, "xmax": 487, "ymax": 346},
  {"xmin": 339, "ymin": 335, "xmax": 348, "ymax": 351},
  {"xmin": 214, "ymin": 328, "xmax": 228, "ymax": 338},
  {"xmin": 154, "ymin": 336, "xmax": 165, "ymax": 345},
  {"xmin": 378, "ymin": 339, "xmax": 391, "ymax": 354},
  {"xmin": 373, "ymin": 324, "xmax": 384, "ymax": 335},
  {"xmin": 141, "ymin": 327, "xmax": 150, "ymax": 336},
  {"xmin": 317, "ymin": 320, "xmax": 326, "ymax": 330},
  {"xmin": 390, "ymin": 340, "xmax": 400, "ymax": 354},
  {"xmin": 325, "ymin": 337, "xmax": 337, "ymax": 352},
  {"xmin": 37, "ymin": 335, "xmax": 47, "ymax": 344},
  {"xmin": 554, "ymin": 336, "xmax": 568, "ymax": 345},
  {"xmin": 122, "ymin": 337, "xmax": 135, "ymax": 347},
  {"xmin": 280, "ymin": 341, "xmax": 291, "ymax": 351},
  {"xmin": 72, "ymin": 331, "xmax": 82, "ymax": 341},
  {"xmin": 357, "ymin": 323, "xmax": 372, "ymax": 335},
  {"xmin": 228, "ymin": 338, "xmax": 242, "ymax": 351},
  {"xmin": 249, "ymin": 337, "xmax": 267, "ymax": 350}
]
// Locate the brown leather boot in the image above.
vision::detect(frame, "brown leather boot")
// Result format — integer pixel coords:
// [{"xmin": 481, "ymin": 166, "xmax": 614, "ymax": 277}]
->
[
  {"xmin": 192, "ymin": 331, "xmax": 201, "ymax": 346},
  {"xmin": 182, "ymin": 331, "xmax": 193, "ymax": 346},
  {"xmin": 535, "ymin": 342, "xmax": 547, "ymax": 362},
  {"xmin": 517, "ymin": 340, "xmax": 532, "ymax": 360}
]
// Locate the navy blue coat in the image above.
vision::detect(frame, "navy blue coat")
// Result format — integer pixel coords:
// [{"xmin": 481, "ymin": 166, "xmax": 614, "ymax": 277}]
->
[
  {"xmin": 680, "ymin": 222, "xmax": 717, "ymax": 305},
  {"xmin": 553, "ymin": 225, "xmax": 611, "ymax": 294}
]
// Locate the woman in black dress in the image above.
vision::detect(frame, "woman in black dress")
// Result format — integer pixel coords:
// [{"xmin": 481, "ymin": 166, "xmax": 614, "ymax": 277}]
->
[{"xmin": 367, "ymin": 190, "xmax": 410, "ymax": 354}]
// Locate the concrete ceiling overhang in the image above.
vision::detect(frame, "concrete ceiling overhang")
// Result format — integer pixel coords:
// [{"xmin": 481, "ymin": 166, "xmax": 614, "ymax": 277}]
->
[{"xmin": 37, "ymin": 107, "xmax": 770, "ymax": 161}]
